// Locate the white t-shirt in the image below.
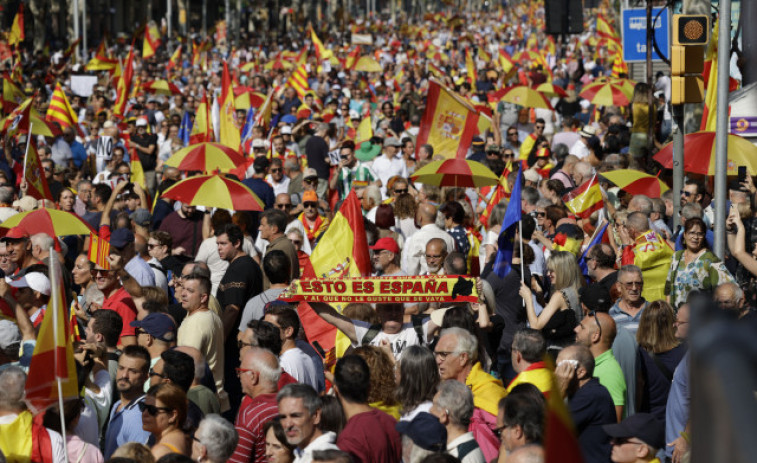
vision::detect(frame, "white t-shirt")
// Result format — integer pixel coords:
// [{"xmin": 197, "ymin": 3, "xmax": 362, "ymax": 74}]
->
[
  {"xmin": 280, "ymin": 347, "xmax": 320, "ymax": 391},
  {"xmin": 74, "ymin": 369, "xmax": 113, "ymax": 445},
  {"xmin": 352, "ymin": 318, "xmax": 431, "ymax": 361}
]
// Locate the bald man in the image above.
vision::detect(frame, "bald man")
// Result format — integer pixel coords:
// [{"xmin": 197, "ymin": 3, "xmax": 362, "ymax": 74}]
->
[
  {"xmin": 401, "ymin": 203, "xmax": 455, "ymax": 275},
  {"xmin": 507, "ymin": 444, "xmax": 545, "ymax": 463},
  {"xmin": 574, "ymin": 312, "xmax": 626, "ymax": 422}
]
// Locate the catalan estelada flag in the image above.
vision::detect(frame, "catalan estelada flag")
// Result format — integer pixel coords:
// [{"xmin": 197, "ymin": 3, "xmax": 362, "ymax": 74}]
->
[
  {"xmin": 88, "ymin": 232, "xmax": 111, "ymax": 269},
  {"xmin": 298, "ymin": 189, "xmax": 371, "ymax": 356},
  {"xmin": 8, "ymin": 3, "xmax": 25, "ymax": 46},
  {"xmin": 563, "ymin": 174, "xmax": 603, "ymax": 219},
  {"xmin": 24, "ymin": 253, "xmax": 79, "ymax": 414},
  {"xmin": 46, "ymin": 82, "xmax": 84, "ymax": 137},
  {"xmin": 23, "ymin": 139, "xmax": 53, "ymax": 201},
  {"xmin": 416, "ymin": 79, "xmax": 480, "ymax": 159},
  {"xmin": 218, "ymin": 61, "xmax": 240, "ymax": 149}
]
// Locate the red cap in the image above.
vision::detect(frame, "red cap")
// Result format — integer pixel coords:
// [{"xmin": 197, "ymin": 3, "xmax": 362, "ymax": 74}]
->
[
  {"xmin": 3, "ymin": 227, "xmax": 29, "ymax": 240},
  {"xmin": 369, "ymin": 237, "xmax": 400, "ymax": 254}
]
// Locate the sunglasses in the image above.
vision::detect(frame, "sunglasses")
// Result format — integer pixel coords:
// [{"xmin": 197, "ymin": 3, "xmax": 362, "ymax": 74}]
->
[
  {"xmin": 394, "ymin": 188, "xmax": 408, "ymax": 194},
  {"xmin": 237, "ymin": 340, "xmax": 257, "ymax": 350},
  {"xmin": 138, "ymin": 402, "xmax": 173, "ymax": 416},
  {"xmin": 303, "ymin": 202, "xmax": 318, "ymax": 209},
  {"xmin": 535, "ymin": 212, "xmax": 546, "ymax": 217},
  {"xmin": 276, "ymin": 203, "xmax": 292, "ymax": 209},
  {"xmin": 271, "ymin": 168, "xmax": 282, "ymax": 173},
  {"xmin": 588, "ymin": 311, "xmax": 602, "ymax": 339},
  {"xmin": 90, "ymin": 268, "xmax": 114, "ymax": 277},
  {"xmin": 304, "ymin": 178, "xmax": 318, "ymax": 184}
]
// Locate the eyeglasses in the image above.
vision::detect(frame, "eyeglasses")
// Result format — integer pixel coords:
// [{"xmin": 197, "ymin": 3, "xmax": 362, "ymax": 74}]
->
[
  {"xmin": 237, "ymin": 340, "xmax": 257, "ymax": 350},
  {"xmin": 303, "ymin": 202, "xmax": 318, "ymax": 209},
  {"xmin": 535, "ymin": 212, "xmax": 546, "ymax": 217},
  {"xmin": 487, "ymin": 151, "xmax": 500, "ymax": 156},
  {"xmin": 589, "ymin": 311, "xmax": 602, "ymax": 340},
  {"xmin": 276, "ymin": 203, "xmax": 292, "ymax": 209},
  {"xmin": 433, "ymin": 351, "xmax": 461, "ymax": 361},
  {"xmin": 304, "ymin": 178, "xmax": 318, "ymax": 184},
  {"xmin": 149, "ymin": 369, "xmax": 168, "ymax": 379},
  {"xmin": 507, "ymin": 132, "xmax": 518, "ymax": 136},
  {"xmin": 90, "ymin": 269, "xmax": 114, "ymax": 277},
  {"xmin": 493, "ymin": 424, "xmax": 510, "ymax": 438},
  {"xmin": 147, "ymin": 243, "xmax": 161, "ymax": 249},
  {"xmin": 138, "ymin": 402, "xmax": 173, "ymax": 416},
  {"xmin": 680, "ymin": 190, "xmax": 692, "ymax": 197},
  {"xmin": 686, "ymin": 230, "xmax": 705, "ymax": 237},
  {"xmin": 502, "ymin": 153, "xmax": 514, "ymax": 159},
  {"xmin": 394, "ymin": 188, "xmax": 408, "ymax": 194},
  {"xmin": 271, "ymin": 168, "xmax": 282, "ymax": 173},
  {"xmin": 620, "ymin": 281, "xmax": 643, "ymax": 289}
]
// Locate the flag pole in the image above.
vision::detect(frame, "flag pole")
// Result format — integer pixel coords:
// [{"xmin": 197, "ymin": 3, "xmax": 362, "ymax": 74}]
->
[
  {"xmin": 22, "ymin": 122, "xmax": 33, "ymax": 175},
  {"xmin": 50, "ymin": 248, "xmax": 70, "ymax": 463},
  {"xmin": 519, "ymin": 219, "xmax": 525, "ymax": 308}
]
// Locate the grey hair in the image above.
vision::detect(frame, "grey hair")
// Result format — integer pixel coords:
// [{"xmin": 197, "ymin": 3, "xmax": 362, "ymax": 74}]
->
[
  {"xmin": 629, "ymin": 195, "xmax": 653, "ymax": 215},
  {"xmin": 626, "ymin": 211, "xmax": 650, "ymax": 233},
  {"xmin": 488, "ymin": 203, "xmax": 507, "ymax": 229},
  {"xmin": 286, "ymin": 228, "xmax": 304, "ymax": 241},
  {"xmin": 0, "ymin": 187, "xmax": 14, "ymax": 205},
  {"xmin": 248, "ymin": 349, "xmax": 282, "ymax": 385},
  {"xmin": 440, "ymin": 327, "xmax": 478, "ymax": 363},
  {"xmin": 277, "ymin": 383, "xmax": 322, "ymax": 415},
  {"xmin": 363, "ymin": 184, "xmax": 382, "ymax": 208},
  {"xmin": 285, "ymin": 158, "xmax": 301, "ymax": 173},
  {"xmin": 681, "ymin": 202, "xmax": 703, "ymax": 220},
  {"xmin": 618, "ymin": 265, "xmax": 643, "ymax": 280},
  {"xmin": 30, "ymin": 233, "xmax": 55, "ymax": 251},
  {"xmin": 0, "ymin": 366, "xmax": 26, "ymax": 411},
  {"xmin": 196, "ymin": 414, "xmax": 239, "ymax": 462},
  {"xmin": 436, "ymin": 380, "xmax": 474, "ymax": 428},
  {"xmin": 573, "ymin": 161, "xmax": 593, "ymax": 179}
]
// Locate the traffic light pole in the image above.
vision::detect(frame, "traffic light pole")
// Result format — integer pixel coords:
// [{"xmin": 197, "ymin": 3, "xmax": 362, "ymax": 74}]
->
[
  {"xmin": 672, "ymin": 104, "xmax": 684, "ymax": 232},
  {"xmin": 713, "ymin": 1, "xmax": 731, "ymax": 259}
]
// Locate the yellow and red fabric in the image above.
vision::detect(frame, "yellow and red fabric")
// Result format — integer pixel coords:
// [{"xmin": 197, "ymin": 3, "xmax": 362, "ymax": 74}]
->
[
  {"xmin": 161, "ymin": 174, "xmax": 264, "ymax": 211},
  {"xmin": 113, "ymin": 45, "xmax": 135, "ymax": 116},
  {"xmin": 411, "ymin": 158, "xmax": 499, "ymax": 188},
  {"xmin": 653, "ymin": 131, "xmax": 757, "ymax": 175},
  {"xmin": 164, "ymin": 142, "xmax": 245, "ymax": 172},
  {"xmin": 142, "ymin": 22, "xmax": 161, "ymax": 59},
  {"xmin": 499, "ymin": 85, "xmax": 553, "ymax": 110},
  {"xmin": 141, "ymin": 79, "xmax": 183, "ymax": 96},
  {"xmin": 562, "ymin": 175, "xmax": 603, "ymax": 219},
  {"xmin": 166, "ymin": 45, "xmax": 182, "ymax": 73},
  {"xmin": 1, "ymin": 208, "xmax": 93, "ymax": 238},
  {"xmin": 621, "ymin": 230, "xmax": 673, "ymax": 302},
  {"xmin": 600, "ymin": 169, "xmax": 669, "ymax": 198},
  {"xmin": 415, "ymin": 80, "xmax": 481, "ymax": 159},
  {"xmin": 506, "ymin": 361, "xmax": 554, "ymax": 395},
  {"xmin": 579, "ymin": 82, "xmax": 630, "ymax": 106},
  {"xmin": 22, "ymin": 139, "xmax": 53, "ymax": 201},
  {"xmin": 190, "ymin": 90, "xmax": 213, "ymax": 144},
  {"xmin": 218, "ymin": 61, "xmax": 240, "ymax": 149},
  {"xmin": 46, "ymin": 82, "xmax": 84, "ymax": 137},
  {"xmin": 8, "ymin": 3, "xmax": 24, "ymax": 46},
  {"xmin": 88, "ymin": 232, "xmax": 111, "ymax": 269}
]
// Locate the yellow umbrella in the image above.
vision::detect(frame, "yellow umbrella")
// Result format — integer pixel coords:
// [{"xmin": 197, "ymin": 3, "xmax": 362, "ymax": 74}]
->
[
  {"xmin": 600, "ymin": 170, "xmax": 669, "ymax": 198},
  {"xmin": 354, "ymin": 56, "xmax": 383, "ymax": 73},
  {"xmin": 410, "ymin": 159, "xmax": 499, "ymax": 188},
  {"xmin": 1, "ymin": 208, "xmax": 94, "ymax": 236},
  {"xmin": 499, "ymin": 85, "xmax": 553, "ymax": 109},
  {"xmin": 164, "ymin": 142, "xmax": 246, "ymax": 172},
  {"xmin": 141, "ymin": 79, "xmax": 183, "ymax": 96},
  {"xmin": 234, "ymin": 91, "xmax": 267, "ymax": 110},
  {"xmin": 263, "ymin": 59, "xmax": 294, "ymax": 70},
  {"xmin": 161, "ymin": 174, "xmax": 264, "ymax": 211}
]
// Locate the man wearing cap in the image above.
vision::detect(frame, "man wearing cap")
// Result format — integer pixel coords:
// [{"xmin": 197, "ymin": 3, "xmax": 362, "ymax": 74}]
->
[
  {"xmin": 2, "ymin": 227, "xmax": 37, "ymax": 274},
  {"xmin": 97, "ymin": 254, "xmax": 138, "ymax": 346},
  {"xmin": 372, "ymin": 137, "xmax": 408, "ymax": 199},
  {"xmin": 8, "ymin": 271, "xmax": 50, "ymax": 328},
  {"xmin": 574, "ymin": 312, "xmax": 626, "ymax": 422},
  {"xmin": 329, "ymin": 141, "xmax": 378, "ymax": 201},
  {"xmin": 570, "ymin": 126, "xmax": 597, "ymax": 160},
  {"xmin": 603, "ymin": 413, "xmax": 666, "ymax": 463},
  {"xmin": 298, "ymin": 190, "xmax": 329, "ymax": 248},
  {"xmin": 467, "ymin": 137, "xmax": 487, "ymax": 163},
  {"xmin": 370, "ymin": 237, "xmax": 405, "ymax": 277},
  {"xmin": 555, "ymin": 344, "xmax": 616, "ymax": 463},
  {"xmin": 131, "ymin": 117, "xmax": 158, "ymax": 194},
  {"xmin": 131, "ymin": 312, "xmax": 176, "ymax": 391}
]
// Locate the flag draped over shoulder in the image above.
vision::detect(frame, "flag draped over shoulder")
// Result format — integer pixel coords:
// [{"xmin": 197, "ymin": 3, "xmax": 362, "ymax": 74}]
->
[
  {"xmin": 24, "ymin": 139, "xmax": 53, "ymax": 201},
  {"xmin": 493, "ymin": 171, "xmax": 522, "ymax": 278},
  {"xmin": 416, "ymin": 80, "xmax": 481, "ymax": 160},
  {"xmin": 218, "ymin": 61, "xmax": 240, "ymax": 148},
  {"xmin": 299, "ymin": 190, "xmax": 371, "ymax": 354},
  {"xmin": 562, "ymin": 174, "xmax": 603, "ymax": 219},
  {"xmin": 24, "ymin": 253, "xmax": 79, "ymax": 414}
]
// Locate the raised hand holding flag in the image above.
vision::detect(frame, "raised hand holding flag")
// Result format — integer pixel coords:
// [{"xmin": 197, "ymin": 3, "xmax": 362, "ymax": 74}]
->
[{"xmin": 493, "ymin": 169, "xmax": 522, "ymax": 278}]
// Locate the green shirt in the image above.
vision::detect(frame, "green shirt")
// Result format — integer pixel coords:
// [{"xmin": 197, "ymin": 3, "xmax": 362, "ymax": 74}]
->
[
  {"xmin": 594, "ymin": 349, "xmax": 627, "ymax": 407},
  {"xmin": 337, "ymin": 161, "xmax": 377, "ymax": 199}
]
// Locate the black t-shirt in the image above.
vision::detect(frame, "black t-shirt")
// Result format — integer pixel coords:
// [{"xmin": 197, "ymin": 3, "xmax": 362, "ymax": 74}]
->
[
  {"xmin": 131, "ymin": 133, "xmax": 158, "ymax": 171},
  {"xmin": 305, "ymin": 135, "xmax": 331, "ymax": 180},
  {"xmin": 569, "ymin": 378, "xmax": 616, "ymax": 463}
]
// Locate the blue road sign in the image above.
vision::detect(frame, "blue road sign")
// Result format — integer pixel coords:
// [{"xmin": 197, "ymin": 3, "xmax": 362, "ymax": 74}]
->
[{"xmin": 621, "ymin": 7, "xmax": 670, "ymax": 63}]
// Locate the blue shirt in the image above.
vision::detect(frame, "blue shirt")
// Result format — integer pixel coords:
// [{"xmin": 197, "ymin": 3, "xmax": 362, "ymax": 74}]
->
[
  {"xmin": 609, "ymin": 301, "xmax": 648, "ymax": 337},
  {"xmin": 665, "ymin": 351, "xmax": 690, "ymax": 458},
  {"xmin": 125, "ymin": 255, "xmax": 156, "ymax": 287},
  {"xmin": 104, "ymin": 396, "xmax": 151, "ymax": 459},
  {"xmin": 70, "ymin": 140, "xmax": 88, "ymax": 168}
]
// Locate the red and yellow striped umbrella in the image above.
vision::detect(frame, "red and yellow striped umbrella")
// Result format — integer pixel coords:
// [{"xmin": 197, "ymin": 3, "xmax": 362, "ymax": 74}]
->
[
  {"xmin": 141, "ymin": 79, "xmax": 183, "ymax": 96},
  {"xmin": 499, "ymin": 85, "xmax": 553, "ymax": 109},
  {"xmin": 235, "ymin": 91, "xmax": 267, "ymax": 110},
  {"xmin": 654, "ymin": 131, "xmax": 757, "ymax": 175},
  {"xmin": 410, "ymin": 159, "xmax": 499, "ymax": 188},
  {"xmin": 578, "ymin": 82, "xmax": 630, "ymax": 106},
  {"xmin": 0, "ymin": 208, "xmax": 94, "ymax": 237},
  {"xmin": 164, "ymin": 142, "xmax": 245, "ymax": 172},
  {"xmin": 600, "ymin": 170, "xmax": 669, "ymax": 198},
  {"xmin": 533, "ymin": 83, "xmax": 567, "ymax": 98},
  {"xmin": 161, "ymin": 174, "xmax": 264, "ymax": 211}
]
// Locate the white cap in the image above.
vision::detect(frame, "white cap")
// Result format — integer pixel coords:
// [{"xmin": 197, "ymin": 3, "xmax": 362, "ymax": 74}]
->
[
  {"xmin": 281, "ymin": 126, "xmax": 292, "ymax": 135},
  {"xmin": 10, "ymin": 272, "xmax": 51, "ymax": 296},
  {"xmin": 252, "ymin": 138, "xmax": 266, "ymax": 148},
  {"xmin": 349, "ymin": 109, "xmax": 360, "ymax": 120},
  {"xmin": 135, "ymin": 117, "xmax": 148, "ymax": 127}
]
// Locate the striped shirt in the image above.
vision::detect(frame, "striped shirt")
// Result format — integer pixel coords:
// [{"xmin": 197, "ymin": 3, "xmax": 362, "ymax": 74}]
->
[
  {"xmin": 609, "ymin": 301, "xmax": 648, "ymax": 337},
  {"xmin": 229, "ymin": 393, "xmax": 279, "ymax": 463},
  {"xmin": 336, "ymin": 162, "xmax": 377, "ymax": 199}
]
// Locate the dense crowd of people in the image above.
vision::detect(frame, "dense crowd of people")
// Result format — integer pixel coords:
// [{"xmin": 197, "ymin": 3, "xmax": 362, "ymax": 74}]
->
[{"xmin": 0, "ymin": 2, "xmax": 755, "ymax": 463}]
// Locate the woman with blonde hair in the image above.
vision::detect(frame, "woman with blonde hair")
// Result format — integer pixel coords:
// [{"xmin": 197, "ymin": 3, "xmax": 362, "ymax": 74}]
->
[
  {"xmin": 635, "ymin": 300, "xmax": 687, "ymax": 421},
  {"xmin": 519, "ymin": 250, "xmax": 585, "ymax": 353},
  {"xmin": 141, "ymin": 383, "xmax": 190, "ymax": 459}
]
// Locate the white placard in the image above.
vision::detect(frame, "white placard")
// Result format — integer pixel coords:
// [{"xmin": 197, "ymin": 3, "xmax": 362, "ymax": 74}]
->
[{"xmin": 70, "ymin": 75, "xmax": 99, "ymax": 97}]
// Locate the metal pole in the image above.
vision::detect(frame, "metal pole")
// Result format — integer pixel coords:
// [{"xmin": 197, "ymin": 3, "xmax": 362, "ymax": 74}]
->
[
  {"xmin": 167, "ymin": 0, "xmax": 172, "ymax": 44},
  {"xmin": 236, "ymin": 0, "xmax": 241, "ymax": 46},
  {"xmin": 225, "ymin": 0, "xmax": 231, "ymax": 47},
  {"xmin": 713, "ymin": 4, "xmax": 731, "ymax": 259},
  {"xmin": 202, "ymin": 0, "xmax": 207, "ymax": 39},
  {"xmin": 645, "ymin": 0, "xmax": 654, "ymax": 156},
  {"xmin": 672, "ymin": 104, "xmax": 684, "ymax": 231},
  {"xmin": 82, "ymin": 0, "xmax": 87, "ymax": 61},
  {"xmin": 73, "ymin": 0, "xmax": 80, "ymax": 62}
]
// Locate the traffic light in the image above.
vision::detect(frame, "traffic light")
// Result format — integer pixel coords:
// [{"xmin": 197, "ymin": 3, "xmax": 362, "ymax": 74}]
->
[{"xmin": 671, "ymin": 14, "xmax": 710, "ymax": 105}]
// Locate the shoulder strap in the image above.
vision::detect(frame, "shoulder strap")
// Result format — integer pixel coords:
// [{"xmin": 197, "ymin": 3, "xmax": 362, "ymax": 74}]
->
[
  {"xmin": 456, "ymin": 439, "xmax": 480, "ymax": 461},
  {"xmin": 649, "ymin": 352, "xmax": 674, "ymax": 382},
  {"xmin": 362, "ymin": 324, "xmax": 383, "ymax": 345},
  {"xmin": 411, "ymin": 315, "xmax": 426, "ymax": 346}
]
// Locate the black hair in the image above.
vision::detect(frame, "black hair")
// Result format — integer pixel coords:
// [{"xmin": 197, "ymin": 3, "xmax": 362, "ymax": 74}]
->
[
  {"xmin": 160, "ymin": 349, "xmax": 195, "ymax": 392},
  {"xmin": 263, "ymin": 250, "xmax": 292, "ymax": 285},
  {"xmin": 333, "ymin": 355, "xmax": 370, "ymax": 404}
]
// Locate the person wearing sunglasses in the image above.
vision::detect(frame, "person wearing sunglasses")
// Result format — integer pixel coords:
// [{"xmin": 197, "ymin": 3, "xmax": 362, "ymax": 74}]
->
[
  {"xmin": 297, "ymin": 190, "xmax": 329, "ymax": 248},
  {"xmin": 266, "ymin": 157, "xmax": 291, "ymax": 197},
  {"xmin": 554, "ymin": 344, "xmax": 616, "ymax": 463},
  {"xmin": 329, "ymin": 141, "xmax": 378, "ymax": 202},
  {"xmin": 602, "ymin": 413, "xmax": 666, "ymax": 463},
  {"xmin": 141, "ymin": 383, "xmax": 190, "ymax": 459},
  {"xmin": 574, "ymin": 308, "xmax": 626, "ymax": 423}
]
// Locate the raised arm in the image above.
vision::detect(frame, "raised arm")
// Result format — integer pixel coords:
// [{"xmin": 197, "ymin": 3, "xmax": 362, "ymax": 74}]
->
[{"xmin": 309, "ymin": 302, "xmax": 358, "ymax": 343}]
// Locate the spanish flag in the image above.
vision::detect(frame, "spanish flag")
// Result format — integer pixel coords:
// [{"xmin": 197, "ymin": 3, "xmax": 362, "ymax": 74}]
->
[
  {"xmin": 88, "ymin": 232, "xmax": 111, "ymax": 269},
  {"xmin": 190, "ymin": 90, "xmax": 213, "ymax": 144},
  {"xmin": 2, "ymin": 79, "xmax": 25, "ymax": 114},
  {"xmin": 465, "ymin": 47, "xmax": 477, "ymax": 85},
  {"xmin": 2, "ymin": 97, "xmax": 32, "ymax": 138},
  {"xmin": 298, "ymin": 189, "xmax": 371, "ymax": 355},
  {"xmin": 46, "ymin": 82, "xmax": 83, "ymax": 136},
  {"xmin": 354, "ymin": 114, "xmax": 372, "ymax": 148},
  {"xmin": 416, "ymin": 79, "xmax": 481, "ymax": 159},
  {"xmin": 166, "ymin": 45, "xmax": 182, "ymax": 72},
  {"xmin": 700, "ymin": 19, "xmax": 738, "ymax": 130},
  {"xmin": 142, "ymin": 21, "xmax": 161, "ymax": 60},
  {"xmin": 562, "ymin": 174, "xmax": 603, "ymax": 219},
  {"xmin": 344, "ymin": 46, "xmax": 361, "ymax": 71},
  {"xmin": 113, "ymin": 45, "xmax": 135, "ymax": 116},
  {"xmin": 310, "ymin": 28, "xmax": 332, "ymax": 61},
  {"xmin": 84, "ymin": 40, "xmax": 118, "ymax": 71},
  {"xmin": 23, "ymin": 139, "xmax": 53, "ymax": 201},
  {"xmin": 218, "ymin": 61, "xmax": 240, "ymax": 149},
  {"xmin": 8, "ymin": 3, "xmax": 24, "ymax": 46},
  {"xmin": 253, "ymin": 88, "xmax": 274, "ymax": 130},
  {"xmin": 24, "ymin": 253, "xmax": 79, "ymax": 414}
]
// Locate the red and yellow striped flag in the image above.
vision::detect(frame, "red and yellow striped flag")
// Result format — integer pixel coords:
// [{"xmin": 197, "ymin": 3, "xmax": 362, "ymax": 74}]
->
[
  {"xmin": 88, "ymin": 232, "xmax": 111, "ymax": 269},
  {"xmin": 24, "ymin": 253, "xmax": 79, "ymax": 414},
  {"xmin": 46, "ymin": 82, "xmax": 83, "ymax": 136},
  {"xmin": 290, "ymin": 58, "xmax": 311, "ymax": 100},
  {"xmin": 8, "ymin": 3, "xmax": 25, "ymax": 46},
  {"xmin": 562, "ymin": 174, "xmax": 603, "ymax": 219},
  {"xmin": 218, "ymin": 60, "xmax": 240, "ymax": 149}
]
